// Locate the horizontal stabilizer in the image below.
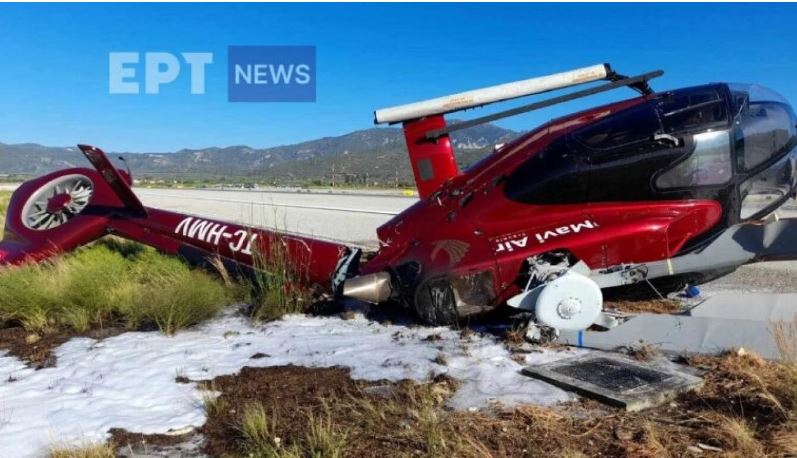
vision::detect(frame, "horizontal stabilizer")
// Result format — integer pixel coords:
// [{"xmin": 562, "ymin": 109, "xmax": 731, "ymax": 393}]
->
[{"xmin": 78, "ymin": 144, "xmax": 147, "ymax": 217}]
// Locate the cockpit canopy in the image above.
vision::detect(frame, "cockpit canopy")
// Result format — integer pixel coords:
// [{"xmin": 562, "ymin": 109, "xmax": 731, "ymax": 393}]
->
[{"xmin": 505, "ymin": 82, "xmax": 797, "ymax": 223}]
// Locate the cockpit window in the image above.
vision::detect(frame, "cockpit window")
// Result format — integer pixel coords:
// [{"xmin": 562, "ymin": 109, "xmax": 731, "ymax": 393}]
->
[
  {"xmin": 573, "ymin": 102, "xmax": 659, "ymax": 151},
  {"xmin": 656, "ymin": 130, "xmax": 732, "ymax": 188},
  {"xmin": 730, "ymin": 84, "xmax": 797, "ymax": 172},
  {"xmin": 655, "ymin": 86, "xmax": 728, "ymax": 134}
]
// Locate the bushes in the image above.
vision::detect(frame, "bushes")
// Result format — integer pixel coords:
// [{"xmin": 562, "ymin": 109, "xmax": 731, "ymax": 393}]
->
[
  {"xmin": 0, "ymin": 239, "xmax": 235, "ymax": 335},
  {"xmin": 0, "ymin": 191, "xmax": 315, "ymax": 333}
]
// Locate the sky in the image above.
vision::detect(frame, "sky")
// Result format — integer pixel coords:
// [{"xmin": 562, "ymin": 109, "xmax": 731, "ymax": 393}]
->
[{"xmin": 0, "ymin": 3, "xmax": 796, "ymax": 153}]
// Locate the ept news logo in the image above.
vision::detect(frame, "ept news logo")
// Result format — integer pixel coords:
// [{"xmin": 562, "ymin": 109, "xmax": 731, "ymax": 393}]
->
[{"xmin": 108, "ymin": 46, "xmax": 316, "ymax": 102}]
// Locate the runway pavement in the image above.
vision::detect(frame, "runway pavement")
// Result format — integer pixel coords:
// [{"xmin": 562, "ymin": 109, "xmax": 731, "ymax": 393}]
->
[{"xmin": 135, "ymin": 187, "xmax": 418, "ymax": 248}]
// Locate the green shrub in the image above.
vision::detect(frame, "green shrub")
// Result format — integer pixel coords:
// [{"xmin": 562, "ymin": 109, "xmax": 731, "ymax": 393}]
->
[
  {"xmin": 139, "ymin": 269, "xmax": 232, "ymax": 335},
  {"xmin": 0, "ymin": 239, "xmax": 233, "ymax": 334}
]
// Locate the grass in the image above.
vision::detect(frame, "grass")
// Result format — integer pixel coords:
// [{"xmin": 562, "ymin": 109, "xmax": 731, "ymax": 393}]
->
[
  {"xmin": 238, "ymin": 402, "xmax": 284, "ymax": 456},
  {"xmin": 48, "ymin": 441, "xmax": 115, "ymax": 458},
  {"xmin": 0, "ymin": 190, "xmax": 10, "ymax": 229},
  {"xmin": 0, "ymin": 189, "xmax": 317, "ymax": 339},
  {"xmin": 202, "ymin": 346, "xmax": 797, "ymax": 458},
  {"xmin": 0, "ymin": 238, "xmax": 237, "ymax": 335},
  {"xmin": 236, "ymin": 402, "xmax": 346, "ymax": 458},
  {"xmin": 247, "ymin": 230, "xmax": 314, "ymax": 323},
  {"xmin": 305, "ymin": 412, "xmax": 348, "ymax": 458},
  {"xmin": 201, "ymin": 386, "xmax": 228, "ymax": 418}
]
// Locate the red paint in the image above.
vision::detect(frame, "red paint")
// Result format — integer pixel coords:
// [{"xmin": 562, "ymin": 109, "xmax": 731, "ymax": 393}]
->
[
  {"xmin": 402, "ymin": 115, "xmax": 459, "ymax": 199},
  {"xmin": 0, "ymin": 149, "xmax": 350, "ymax": 292},
  {"xmin": 0, "ymin": 94, "xmax": 735, "ymax": 314}
]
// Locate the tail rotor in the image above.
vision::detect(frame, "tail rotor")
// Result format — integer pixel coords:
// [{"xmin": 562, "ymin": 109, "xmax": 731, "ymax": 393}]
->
[{"xmin": 21, "ymin": 174, "xmax": 94, "ymax": 231}]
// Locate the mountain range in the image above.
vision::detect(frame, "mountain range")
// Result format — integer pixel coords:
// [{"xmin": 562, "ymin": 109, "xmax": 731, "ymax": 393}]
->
[{"xmin": 0, "ymin": 123, "xmax": 518, "ymax": 185}]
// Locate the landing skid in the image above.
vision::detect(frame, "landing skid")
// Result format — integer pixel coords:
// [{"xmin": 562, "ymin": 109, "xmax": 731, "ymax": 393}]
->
[
  {"xmin": 509, "ymin": 217, "xmax": 797, "ymax": 350},
  {"xmin": 557, "ymin": 292, "xmax": 797, "ymax": 361}
]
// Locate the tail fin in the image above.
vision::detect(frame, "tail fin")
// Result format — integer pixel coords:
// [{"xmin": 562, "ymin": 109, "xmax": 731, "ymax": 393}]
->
[
  {"xmin": 78, "ymin": 144, "xmax": 147, "ymax": 217},
  {"xmin": 401, "ymin": 115, "xmax": 459, "ymax": 199},
  {"xmin": 373, "ymin": 64, "xmax": 617, "ymax": 199}
]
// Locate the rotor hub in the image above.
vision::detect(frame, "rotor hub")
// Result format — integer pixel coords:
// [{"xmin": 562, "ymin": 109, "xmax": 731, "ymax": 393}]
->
[
  {"xmin": 46, "ymin": 194, "xmax": 72, "ymax": 214},
  {"xmin": 533, "ymin": 271, "xmax": 603, "ymax": 331},
  {"xmin": 557, "ymin": 297, "xmax": 582, "ymax": 319}
]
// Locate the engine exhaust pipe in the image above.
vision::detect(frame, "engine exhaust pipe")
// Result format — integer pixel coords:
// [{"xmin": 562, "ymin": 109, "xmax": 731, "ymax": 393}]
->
[{"xmin": 342, "ymin": 271, "xmax": 393, "ymax": 303}]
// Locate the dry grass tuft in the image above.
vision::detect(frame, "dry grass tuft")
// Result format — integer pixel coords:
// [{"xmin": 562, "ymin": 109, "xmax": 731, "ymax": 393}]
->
[
  {"xmin": 605, "ymin": 299, "xmax": 683, "ymax": 314},
  {"xmin": 503, "ymin": 323, "xmax": 527, "ymax": 345},
  {"xmin": 305, "ymin": 412, "xmax": 348, "ymax": 458},
  {"xmin": 200, "ymin": 384, "xmax": 228, "ymax": 418},
  {"xmin": 238, "ymin": 402, "xmax": 282, "ymax": 456},
  {"xmin": 248, "ymin": 232, "xmax": 314, "ymax": 322},
  {"xmin": 710, "ymin": 415, "xmax": 765, "ymax": 456},
  {"xmin": 48, "ymin": 441, "xmax": 115, "ymax": 458},
  {"xmin": 769, "ymin": 428, "xmax": 797, "ymax": 455},
  {"xmin": 629, "ymin": 343, "xmax": 661, "ymax": 362}
]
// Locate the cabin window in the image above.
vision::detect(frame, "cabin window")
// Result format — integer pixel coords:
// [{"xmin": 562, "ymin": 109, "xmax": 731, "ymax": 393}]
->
[
  {"xmin": 740, "ymin": 145, "xmax": 797, "ymax": 219},
  {"xmin": 503, "ymin": 137, "xmax": 588, "ymax": 204},
  {"xmin": 656, "ymin": 86, "xmax": 728, "ymax": 134},
  {"xmin": 573, "ymin": 103, "xmax": 660, "ymax": 152},
  {"xmin": 656, "ymin": 130, "xmax": 732, "ymax": 188},
  {"xmin": 735, "ymin": 101, "xmax": 797, "ymax": 171}
]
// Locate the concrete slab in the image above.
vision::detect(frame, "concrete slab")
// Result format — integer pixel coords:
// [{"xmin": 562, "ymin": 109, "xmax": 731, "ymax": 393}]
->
[
  {"xmin": 688, "ymin": 292, "xmax": 797, "ymax": 321},
  {"xmin": 522, "ymin": 353, "xmax": 703, "ymax": 411}
]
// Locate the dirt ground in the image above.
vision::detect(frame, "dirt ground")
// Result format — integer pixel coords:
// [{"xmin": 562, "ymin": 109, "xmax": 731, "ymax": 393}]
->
[
  {"xmin": 0, "ymin": 324, "xmax": 127, "ymax": 369},
  {"xmin": 193, "ymin": 354, "xmax": 797, "ymax": 458}
]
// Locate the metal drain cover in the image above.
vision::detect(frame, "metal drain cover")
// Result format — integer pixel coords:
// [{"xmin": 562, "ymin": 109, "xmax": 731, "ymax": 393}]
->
[{"xmin": 523, "ymin": 353, "xmax": 703, "ymax": 411}]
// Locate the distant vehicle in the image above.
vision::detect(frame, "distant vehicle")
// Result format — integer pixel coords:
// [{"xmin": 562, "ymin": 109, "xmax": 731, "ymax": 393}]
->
[{"xmin": 3, "ymin": 64, "xmax": 796, "ymax": 337}]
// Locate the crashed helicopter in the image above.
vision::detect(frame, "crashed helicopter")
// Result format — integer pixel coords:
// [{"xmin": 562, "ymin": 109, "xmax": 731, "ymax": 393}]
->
[{"xmin": 2, "ymin": 63, "xmax": 797, "ymax": 340}]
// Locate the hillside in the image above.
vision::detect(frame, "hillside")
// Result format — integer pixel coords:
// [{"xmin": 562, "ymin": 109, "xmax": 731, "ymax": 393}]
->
[{"xmin": 0, "ymin": 123, "xmax": 518, "ymax": 186}]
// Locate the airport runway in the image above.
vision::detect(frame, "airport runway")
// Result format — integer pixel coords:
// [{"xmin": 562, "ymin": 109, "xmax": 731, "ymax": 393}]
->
[{"xmin": 135, "ymin": 187, "xmax": 418, "ymax": 248}]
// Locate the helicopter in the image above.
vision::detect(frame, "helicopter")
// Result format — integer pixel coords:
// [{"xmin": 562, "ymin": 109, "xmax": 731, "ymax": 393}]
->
[{"xmin": 3, "ymin": 63, "xmax": 796, "ymax": 338}]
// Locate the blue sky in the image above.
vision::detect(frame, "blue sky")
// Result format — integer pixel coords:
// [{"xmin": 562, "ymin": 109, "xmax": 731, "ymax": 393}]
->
[{"xmin": 1, "ymin": 3, "xmax": 796, "ymax": 153}]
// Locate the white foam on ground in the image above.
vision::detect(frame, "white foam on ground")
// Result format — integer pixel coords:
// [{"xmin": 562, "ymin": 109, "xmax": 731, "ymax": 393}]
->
[{"xmin": 0, "ymin": 312, "xmax": 576, "ymax": 457}]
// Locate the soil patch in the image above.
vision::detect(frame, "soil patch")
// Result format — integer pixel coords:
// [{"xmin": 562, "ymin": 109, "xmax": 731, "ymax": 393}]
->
[
  {"xmin": 200, "ymin": 365, "xmax": 378, "ymax": 456},
  {"xmin": 199, "ymin": 357, "xmax": 797, "ymax": 457},
  {"xmin": 0, "ymin": 325, "xmax": 126, "ymax": 368}
]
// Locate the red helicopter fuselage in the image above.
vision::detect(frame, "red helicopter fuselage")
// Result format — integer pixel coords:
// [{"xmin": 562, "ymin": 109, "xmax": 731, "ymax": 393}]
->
[{"xmin": 2, "ymin": 66, "xmax": 796, "ymax": 329}]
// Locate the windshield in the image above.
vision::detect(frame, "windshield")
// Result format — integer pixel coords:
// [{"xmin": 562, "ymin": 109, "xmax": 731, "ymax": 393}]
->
[
  {"xmin": 729, "ymin": 83, "xmax": 791, "ymax": 109},
  {"xmin": 728, "ymin": 84, "xmax": 797, "ymax": 172}
]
